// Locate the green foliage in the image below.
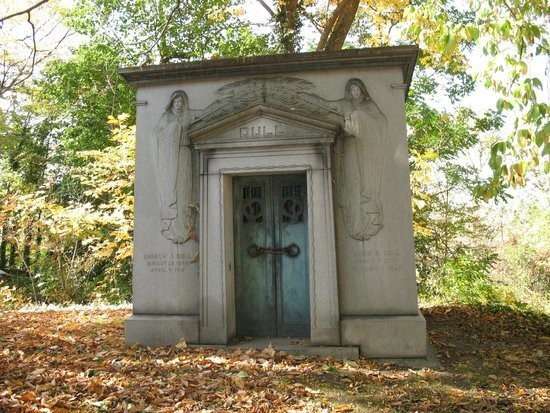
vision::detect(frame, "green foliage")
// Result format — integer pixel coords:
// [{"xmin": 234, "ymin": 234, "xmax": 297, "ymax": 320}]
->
[
  {"xmin": 475, "ymin": 0, "xmax": 549, "ymax": 185},
  {"xmin": 65, "ymin": 0, "xmax": 273, "ymax": 63},
  {"xmin": 213, "ymin": 26, "xmax": 273, "ymax": 58},
  {"xmin": 1, "ymin": 0, "xmax": 548, "ymax": 310},
  {"xmin": 274, "ymin": 0, "xmax": 306, "ymax": 53},
  {"xmin": 403, "ymin": 0, "xmax": 549, "ymax": 196},
  {"xmin": 0, "ymin": 115, "xmax": 134, "ymax": 304},
  {"xmin": 412, "ymin": 180, "xmax": 499, "ymax": 305},
  {"xmin": 35, "ymin": 42, "xmax": 136, "ymax": 155},
  {"xmin": 491, "ymin": 199, "xmax": 550, "ymax": 312},
  {"xmin": 407, "ymin": 74, "xmax": 480, "ymax": 160},
  {"xmin": 0, "ymin": 0, "xmax": 273, "ymax": 306},
  {"xmin": 0, "ymin": 99, "xmax": 50, "ymax": 189},
  {"xmin": 407, "ymin": 73, "xmax": 507, "ymax": 307},
  {"xmin": 437, "ymin": 251, "xmax": 501, "ymax": 305}
]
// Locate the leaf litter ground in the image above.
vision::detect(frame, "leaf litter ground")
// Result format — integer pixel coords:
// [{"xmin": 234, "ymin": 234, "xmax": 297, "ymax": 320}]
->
[{"xmin": 0, "ymin": 305, "xmax": 548, "ymax": 412}]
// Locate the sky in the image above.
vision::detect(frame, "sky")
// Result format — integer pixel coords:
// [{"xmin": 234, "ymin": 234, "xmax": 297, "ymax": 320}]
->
[{"xmin": 2, "ymin": 0, "xmax": 548, "ymax": 141}]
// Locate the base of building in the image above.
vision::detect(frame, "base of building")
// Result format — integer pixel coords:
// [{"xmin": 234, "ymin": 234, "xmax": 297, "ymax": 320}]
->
[
  {"xmin": 341, "ymin": 311, "xmax": 427, "ymax": 358},
  {"xmin": 125, "ymin": 315, "xmax": 199, "ymax": 346},
  {"xmin": 124, "ymin": 312, "xmax": 428, "ymax": 361}
]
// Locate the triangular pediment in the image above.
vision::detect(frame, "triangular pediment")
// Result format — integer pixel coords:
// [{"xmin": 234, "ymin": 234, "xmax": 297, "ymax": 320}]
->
[{"xmin": 190, "ymin": 105, "xmax": 340, "ymax": 150}]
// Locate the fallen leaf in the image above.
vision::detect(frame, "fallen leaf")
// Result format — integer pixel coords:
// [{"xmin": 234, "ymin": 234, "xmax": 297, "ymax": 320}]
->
[{"xmin": 175, "ymin": 338, "xmax": 187, "ymax": 349}]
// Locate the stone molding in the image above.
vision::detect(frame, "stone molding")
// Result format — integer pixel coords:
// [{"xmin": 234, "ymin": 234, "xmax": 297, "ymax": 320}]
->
[
  {"xmin": 119, "ymin": 46, "xmax": 418, "ymax": 97},
  {"xmin": 197, "ymin": 141, "xmax": 340, "ymax": 346}
]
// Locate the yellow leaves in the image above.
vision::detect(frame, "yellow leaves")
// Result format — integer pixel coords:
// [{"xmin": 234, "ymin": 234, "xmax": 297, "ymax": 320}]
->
[
  {"xmin": 0, "ymin": 282, "xmax": 30, "ymax": 310},
  {"xmin": 439, "ymin": 32, "xmax": 459, "ymax": 55},
  {"xmin": 402, "ymin": 3, "xmax": 484, "ymax": 72},
  {"xmin": 206, "ymin": 5, "xmax": 230, "ymax": 23},
  {"xmin": 106, "ymin": 115, "xmax": 119, "ymax": 125},
  {"xmin": 228, "ymin": 5, "xmax": 245, "ymax": 17},
  {"xmin": 333, "ymin": 403, "xmax": 355, "ymax": 412},
  {"xmin": 107, "ymin": 113, "xmax": 130, "ymax": 123},
  {"xmin": 462, "ymin": 25, "xmax": 480, "ymax": 42},
  {"xmin": 0, "ymin": 117, "xmax": 135, "ymax": 302},
  {"xmin": 115, "ymin": 246, "xmax": 133, "ymax": 261},
  {"xmin": 94, "ymin": 245, "xmax": 116, "ymax": 259},
  {"xmin": 356, "ymin": 0, "xmax": 409, "ymax": 46},
  {"xmin": 1, "ymin": 203, "xmax": 17, "ymax": 212}
]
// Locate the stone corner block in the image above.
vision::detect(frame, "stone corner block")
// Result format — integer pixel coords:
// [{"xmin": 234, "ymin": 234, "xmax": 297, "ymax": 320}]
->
[
  {"xmin": 341, "ymin": 312, "xmax": 427, "ymax": 358},
  {"xmin": 125, "ymin": 314, "xmax": 199, "ymax": 347}
]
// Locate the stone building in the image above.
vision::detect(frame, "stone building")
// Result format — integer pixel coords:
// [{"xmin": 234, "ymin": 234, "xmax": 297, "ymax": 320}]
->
[{"xmin": 121, "ymin": 46, "xmax": 426, "ymax": 358}]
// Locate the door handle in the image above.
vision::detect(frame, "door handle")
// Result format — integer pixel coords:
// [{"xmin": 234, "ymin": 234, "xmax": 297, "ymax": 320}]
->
[{"xmin": 247, "ymin": 243, "xmax": 300, "ymax": 258}]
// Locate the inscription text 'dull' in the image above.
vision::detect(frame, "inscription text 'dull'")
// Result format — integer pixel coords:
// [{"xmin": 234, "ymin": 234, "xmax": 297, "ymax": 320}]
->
[{"xmin": 240, "ymin": 124, "xmax": 285, "ymax": 138}]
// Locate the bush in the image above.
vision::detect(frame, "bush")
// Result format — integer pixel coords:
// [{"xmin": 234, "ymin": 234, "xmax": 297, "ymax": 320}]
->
[
  {"xmin": 437, "ymin": 251, "xmax": 500, "ymax": 304},
  {"xmin": 0, "ymin": 280, "xmax": 30, "ymax": 310},
  {"xmin": 490, "ymin": 204, "xmax": 550, "ymax": 312}
]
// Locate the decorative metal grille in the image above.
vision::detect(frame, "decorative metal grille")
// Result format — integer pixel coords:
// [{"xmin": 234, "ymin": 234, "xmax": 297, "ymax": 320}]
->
[
  {"xmin": 281, "ymin": 184, "xmax": 305, "ymax": 224},
  {"xmin": 242, "ymin": 185, "xmax": 264, "ymax": 223}
]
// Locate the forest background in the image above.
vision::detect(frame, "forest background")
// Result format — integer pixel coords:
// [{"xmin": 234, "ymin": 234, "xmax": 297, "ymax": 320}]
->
[{"xmin": 0, "ymin": 0, "xmax": 548, "ymax": 314}]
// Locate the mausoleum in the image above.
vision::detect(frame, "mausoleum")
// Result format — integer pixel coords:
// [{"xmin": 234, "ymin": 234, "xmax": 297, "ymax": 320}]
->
[{"xmin": 121, "ymin": 46, "xmax": 427, "ymax": 358}]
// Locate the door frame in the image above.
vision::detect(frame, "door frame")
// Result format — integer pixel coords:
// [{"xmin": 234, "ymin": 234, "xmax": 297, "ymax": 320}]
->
[{"xmin": 196, "ymin": 140, "xmax": 340, "ymax": 346}]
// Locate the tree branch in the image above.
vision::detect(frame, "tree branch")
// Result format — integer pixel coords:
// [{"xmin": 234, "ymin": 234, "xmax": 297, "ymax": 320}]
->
[
  {"xmin": 256, "ymin": 0, "xmax": 275, "ymax": 18},
  {"xmin": 142, "ymin": 0, "xmax": 182, "ymax": 63},
  {"xmin": 0, "ymin": 0, "xmax": 50, "ymax": 25}
]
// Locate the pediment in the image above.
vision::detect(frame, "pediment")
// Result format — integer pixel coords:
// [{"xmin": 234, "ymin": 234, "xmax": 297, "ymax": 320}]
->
[{"xmin": 190, "ymin": 105, "xmax": 340, "ymax": 150}]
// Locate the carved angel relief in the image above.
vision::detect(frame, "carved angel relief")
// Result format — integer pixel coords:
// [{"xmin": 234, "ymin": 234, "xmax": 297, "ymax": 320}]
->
[
  {"xmin": 336, "ymin": 79, "xmax": 387, "ymax": 240},
  {"xmin": 301, "ymin": 79, "xmax": 388, "ymax": 240},
  {"xmin": 153, "ymin": 90, "xmax": 201, "ymax": 244},
  {"xmin": 153, "ymin": 77, "xmax": 387, "ymax": 243}
]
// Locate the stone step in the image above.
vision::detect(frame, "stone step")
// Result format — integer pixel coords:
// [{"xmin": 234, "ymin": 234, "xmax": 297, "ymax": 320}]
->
[{"xmin": 191, "ymin": 337, "xmax": 360, "ymax": 360}]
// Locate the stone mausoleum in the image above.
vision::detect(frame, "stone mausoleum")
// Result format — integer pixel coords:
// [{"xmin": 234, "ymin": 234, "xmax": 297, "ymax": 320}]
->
[{"xmin": 121, "ymin": 46, "xmax": 427, "ymax": 358}]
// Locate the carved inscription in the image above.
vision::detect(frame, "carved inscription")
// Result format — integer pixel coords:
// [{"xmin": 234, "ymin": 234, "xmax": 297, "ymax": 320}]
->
[
  {"xmin": 144, "ymin": 252, "xmax": 197, "ymax": 274},
  {"xmin": 239, "ymin": 124, "xmax": 285, "ymax": 138},
  {"xmin": 350, "ymin": 249, "xmax": 402, "ymax": 273}
]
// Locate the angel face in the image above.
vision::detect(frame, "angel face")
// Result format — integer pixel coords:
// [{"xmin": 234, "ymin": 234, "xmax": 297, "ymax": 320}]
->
[
  {"xmin": 349, "ymin": 84, "xmax": 363, "ymax": 100},
  {"xmin": 172, "ymin": 95, "xmax": 185, "ymax": 111}
]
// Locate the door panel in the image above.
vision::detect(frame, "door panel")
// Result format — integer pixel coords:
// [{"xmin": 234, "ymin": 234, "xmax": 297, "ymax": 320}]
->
[
  {"xmin": 234, "ymin": 174, "xmax": 309, "ymax": 338},
  {"xmin": 234, "ymin": 176, "xmax": 275, "ymax": 337},
  {"xmin": 275, "ymin": 175, "xmax": 309, "ymax": 337}
]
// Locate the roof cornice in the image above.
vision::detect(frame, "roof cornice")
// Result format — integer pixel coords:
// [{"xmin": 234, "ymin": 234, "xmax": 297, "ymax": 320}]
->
[{"xmin": 119, "ymin": 46, "xmax": 419, "ymax": 96}]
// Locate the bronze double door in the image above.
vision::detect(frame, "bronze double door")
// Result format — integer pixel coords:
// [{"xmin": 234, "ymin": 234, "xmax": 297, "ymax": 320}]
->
[{"xmin": 233, "ymin": 174, "xmax": 310, "ymax": 338}]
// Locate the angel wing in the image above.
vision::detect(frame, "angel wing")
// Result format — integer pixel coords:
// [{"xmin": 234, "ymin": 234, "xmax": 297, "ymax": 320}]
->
[{"xmin": 192, "ymin": 77, "xmax": 332, "ymax": 127}]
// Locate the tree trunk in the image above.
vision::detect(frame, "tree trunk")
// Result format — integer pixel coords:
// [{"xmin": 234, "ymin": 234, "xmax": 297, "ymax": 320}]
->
[
  {"xmin": 0, "ymin": 222, "xmax": 6, "ymax": 271},
  {"xmin": 276, "ymin": 0, "xmax": 303, "ymax": 53},
  {"xmin": 8, "ymin": 242, "xmax": 15, "ymax": 268},
  {"xmin": 23, "ymin": 243, "xmax": 31, "ymax": 270},
  {"xmin": 0, "ymin": 237, "xmax": 6, "ymax": 271},
  {"xmin": 316, "ymin": 0, "xmax": 360, "ymax": 51}
]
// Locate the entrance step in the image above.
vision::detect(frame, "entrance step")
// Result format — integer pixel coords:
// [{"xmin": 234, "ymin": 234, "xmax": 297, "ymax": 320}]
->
[{"xmin": 193, "ymin": 338, "xmax": 360, "ymax": 360}]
